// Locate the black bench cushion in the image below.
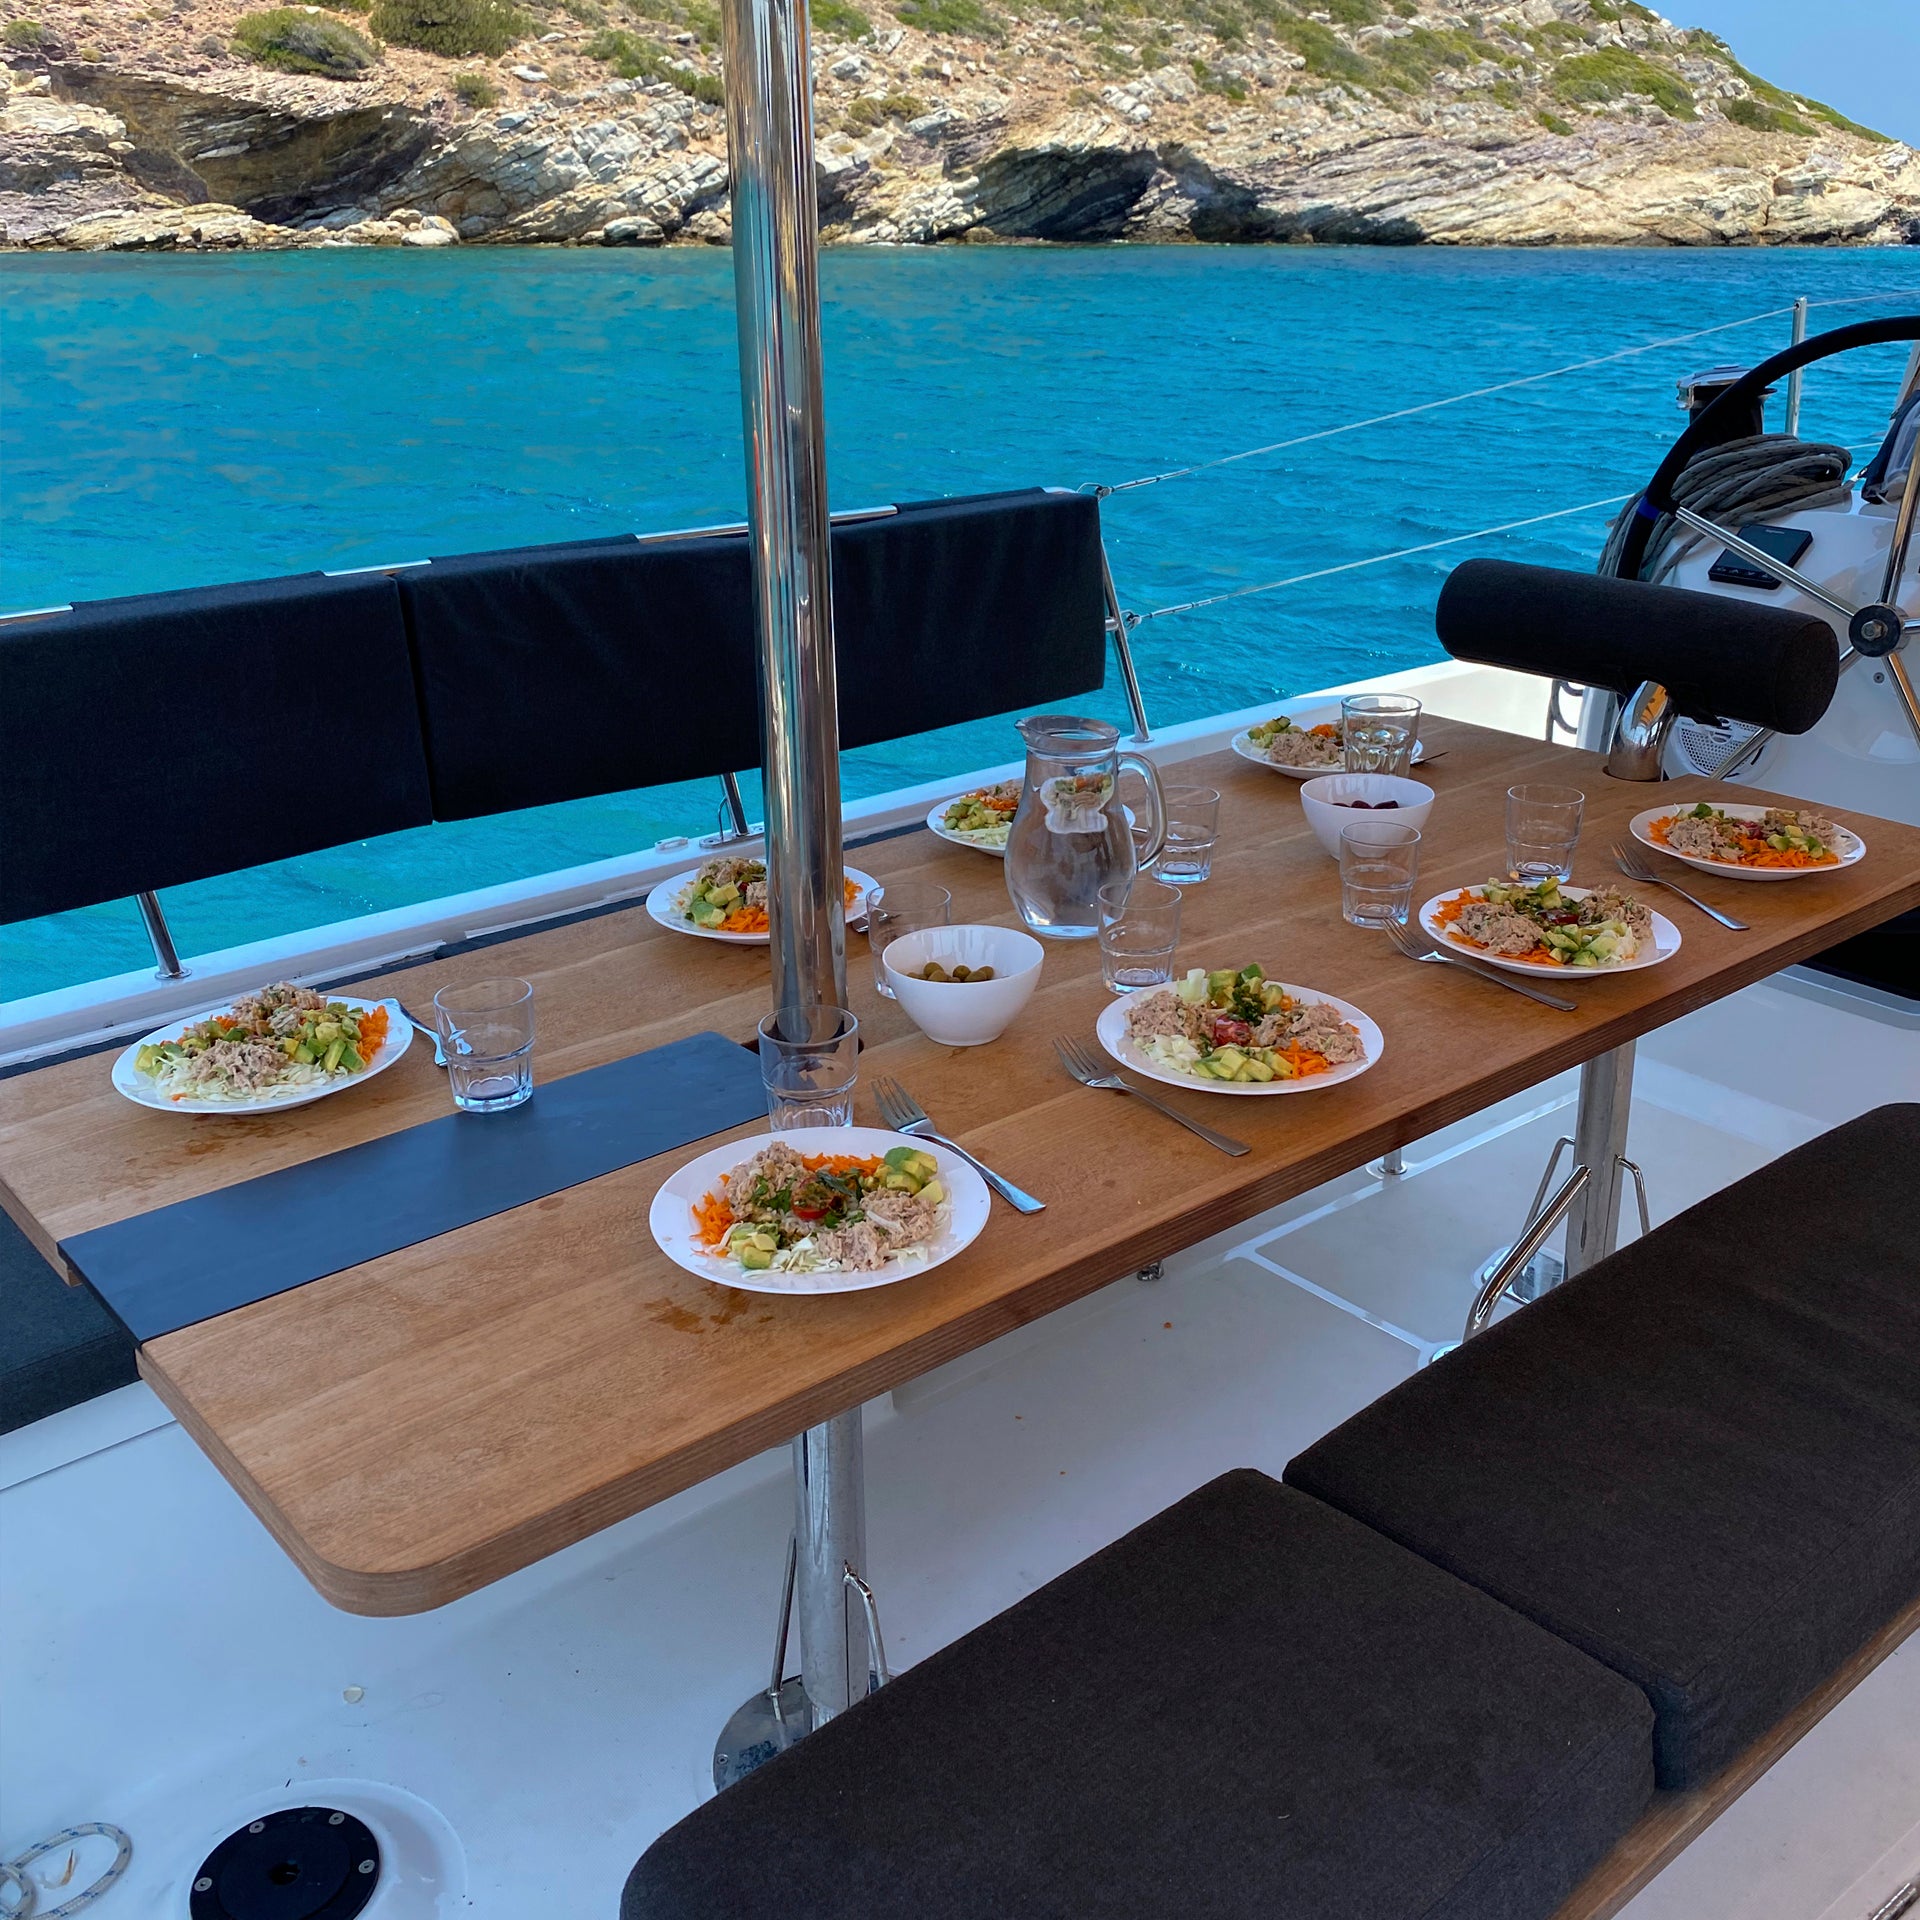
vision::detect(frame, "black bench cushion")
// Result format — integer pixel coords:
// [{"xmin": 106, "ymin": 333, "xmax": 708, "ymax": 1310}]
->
[
  {"xmin": 1, "ymin": 574, "xmax": 434, "ymax": 924},
  {"xmin": 624, "ymin": 1471, "xmax": 1651, "ymax": 1920},
  {"xmin": 404, "ymin": 490, "xmax": 1107, "ymax": 820},
  {"xmin": 1, "ymin": 1208, "xmax": 135, "ymax": 1435},
  {"xmin": 1287, "ymin": 1102, "xmax": 1920, "ymax": 1791}
]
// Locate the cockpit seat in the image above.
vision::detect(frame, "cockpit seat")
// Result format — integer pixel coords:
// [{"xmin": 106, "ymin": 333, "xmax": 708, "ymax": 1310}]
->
[
  {"xmin": 622, "ymin": 1471, "xmax": 1653, "ymax": 1920},
  {"xmin": 0, "ymin": 1206, "xmax": 133, "ymax": 1436},
  {"xmin": 1289, "ymin": 1100, "xmax": 1920, "ymax": 1791}
]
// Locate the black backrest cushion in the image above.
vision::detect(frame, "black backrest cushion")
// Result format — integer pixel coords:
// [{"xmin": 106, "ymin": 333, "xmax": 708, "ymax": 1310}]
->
[
  {"xmin": 400, "ymin": 534, "xmax": 760, "ymax": 821},
  {"xmin": 404, "ymin": 491, "xmax": 1109, "ymax": 820},
  {"xmin": 1, "ymin": 574, "xmax": 434, "ymax": 925},
  {"xmin": 1435, "ymin": 558, "xmax": 1838, "ymax": 733},
  {"xmin": 834, "ymin": 490, "xmax": 1107, "ymax": 753}
]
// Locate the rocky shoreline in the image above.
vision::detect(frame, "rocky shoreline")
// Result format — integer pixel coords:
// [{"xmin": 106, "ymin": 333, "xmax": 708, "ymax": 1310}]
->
[{"xmin": 4, "ymin": 0, "xmax": 1917, "ymax": 251}]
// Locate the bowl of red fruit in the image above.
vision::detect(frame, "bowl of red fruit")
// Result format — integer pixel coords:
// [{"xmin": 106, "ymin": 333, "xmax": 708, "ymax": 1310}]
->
[{"xmin": 1298, "ymin": 774, "xmax": 1434, "ymax": 859}]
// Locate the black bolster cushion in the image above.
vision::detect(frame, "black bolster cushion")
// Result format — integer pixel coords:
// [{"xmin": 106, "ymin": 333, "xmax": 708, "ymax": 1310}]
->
[
  {"xmin": 833, "ymin": 489, "xmax": 1107, "ymax": 752},
  {"xmin": 0, "ymin": 573, "xmax": 433, "ymax": 926},
  {"xmin": 401, "ymin": 534, "xmax": 760, "ymax": 821},
  {"xmin": 1435, "ymin": 558, "xmax": 1838, "ymax": 733},
  {"xmin": 404, "ymin": 490, "xmax": 1109, "ymax": 821}
]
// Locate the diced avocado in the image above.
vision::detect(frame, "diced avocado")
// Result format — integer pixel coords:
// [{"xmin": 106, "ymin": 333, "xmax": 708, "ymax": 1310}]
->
[
  {"xmin": 710, "ymin": 881, "xmax": 741, "ymax": 906},
  {"xmin": 1238, "ymin": 964, "xmax": 1264, "ymax": 985},
  {"xmin": 1213, "ymin": 1046, "xmax": 1247, "ymax": 1074},
  {"xmin": 918, "ymin": 1179, "xmax": 946, "ymax": 1207},
  {"xmin": 883, "ymin": 1170, "xmax": 921, "ymax": 1193},
  {"xmin": 292, "ymin": 1044, "xmax": 315, "ymax": 1064},
  {"xmin": 338, "ymin": 1046, "xmax": 364, "ymax": 1072},
  {"xmin": 739, "ymin": 1246, "xmax": 775, "ymax": 1271},
  {"xmin": 315, "ymin": 1021, "xmax": 342, "ymax": 1044},
  {"xmin": 883, "ymin": 1146, "xmax": 920, "ymax": 1173},
  {"xmin": 135, "ymin": 1044, "xmax": 162, "ymax": 1075},
  {"xmin": 1240, "ymin": 1057, "xmax": 1276, "ymax": 1082},
  {"xmin": 323, "ymin": 1037, "xmax": 347, "ymax": 1073},
  {"xmin": 1270, "ymin": 1054, "xmax": 1296, "ymax": 1079},
  {"xmin": 1207, "ymin": 969, "xmax": 1236, "ymax": 1002},
  {"xmin": 1260, "ymin": 982, "xmax": 1288, "ymax": 1010},
  {"xmin": 906, "ymin": 1149, "xmax": 938, "ymax": 1181},
  {"xmin": 691, "ymin": 902, "xmax": 727, "ymax": 927},
  {"xmin": 751, "ymin": 1230, "xmax": 779, "ymax": 1252}
]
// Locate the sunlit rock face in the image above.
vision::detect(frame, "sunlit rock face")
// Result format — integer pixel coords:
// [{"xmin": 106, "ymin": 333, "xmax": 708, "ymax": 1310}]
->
[{"xmin": 5, "ymin": 0, "xmax": 1916, "ymax": 251}]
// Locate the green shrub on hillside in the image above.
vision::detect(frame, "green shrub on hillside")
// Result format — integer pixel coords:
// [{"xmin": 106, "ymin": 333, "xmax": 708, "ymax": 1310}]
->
[
  {"xmin": 454, "ymin": 68, "xmax": 500, "ymax": 102},
  {"xmin": 2, "ymin": 17, "xmax": 59, "ymax": 50},
  {"xmin": 585, "ymin": 26, "xmax": 723, "ymax": 99},
  {"xmin": 1724, "ymin": 95, "xmax": 1808, "ymax": 135},
  {"xmin": 1553, "ymin": 48, "xmax": 1694, "ymax": 119},
  {"xmin": 232, "ymin": 8, "xmax": 378, "ymax": 74},
  {"xmin": 368, "ymin": 0, "xmax": 528, "ymax": 57},
  {"xmin": 811, "ymin": 0, "xmax": 872, "ymax": 36},
  {"xmin": 844, "ymin": 91, "xmax": 924, "ymax": 125},
  {"xmin": 1535, "ymin": 107, "xmax": 1574, "ymax": 134},
  {"xmin": 894, "ymin": 0, "xmax": 1001, "ymax": 38}
]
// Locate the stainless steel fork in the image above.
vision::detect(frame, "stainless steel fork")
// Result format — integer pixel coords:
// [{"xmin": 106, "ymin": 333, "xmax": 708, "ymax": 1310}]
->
[
  {"xmin": 871, "ymin": 1076, "xmax": 1045, "ymax": 1213},
  {"xmin": 1053, "ymin": 1036, "xmax": 1250, "ymax": 1156},
  {"xmin": 1385, "ymin": 917, "xmax": 1579, "ymax": 1012},
  {"xmin": 1610, "ymin": 840, "xmax": 1749, "ymax": 930},
  {"xmin": 396, "ymin": 1000, "xmax": 448, "ymax": 1067}
]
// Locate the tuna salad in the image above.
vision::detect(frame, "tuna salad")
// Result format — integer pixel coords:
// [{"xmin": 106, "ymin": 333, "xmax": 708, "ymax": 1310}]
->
[
  {"xmin": 1652, "ymin": 803, "xmax": 1844, "ymax": 869},
  {"xmin": 1436, "ymin": 878, "xmax": 1654, "ymax": 969},
  {"xmin": 133, "ymin": 986, "xmax": 392, "ymax": 1104},
  {"xmin": 692, "ymin": 1140, "xmax": 947, "ymax": 1275},
  {"xmin": 1124, "ymin": 964, "xmax": 1364, "ymax": 1084},
  {"xmin": 680, "ymin": 860, "xmax": 862, "ymax": 934},
  {"xmin": 939, "ymin": 780, "xmax": 1021, "ymax": 849},
  {"xmin": 1247, "ymin": 714, "xmax": 1343, "ymax": 771}
]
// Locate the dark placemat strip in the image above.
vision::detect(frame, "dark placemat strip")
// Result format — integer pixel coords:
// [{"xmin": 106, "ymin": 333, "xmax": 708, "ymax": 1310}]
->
[{"xmin": 63, "ymin": 1031, "xmax": 765, "ymax": 1342}]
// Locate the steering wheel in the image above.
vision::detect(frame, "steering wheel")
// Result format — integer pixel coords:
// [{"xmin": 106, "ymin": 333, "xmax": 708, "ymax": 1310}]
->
[{"xmin": 1610, "ymin": 315, "xmax": 1920, "ymax": 747}]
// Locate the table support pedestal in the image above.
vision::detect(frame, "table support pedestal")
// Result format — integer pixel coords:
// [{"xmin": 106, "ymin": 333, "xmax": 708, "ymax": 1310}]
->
[
  {"xmin": 714, "ymin": 1407, "xmax": 875, "ymax": 1790},
  {"xmin": 1564, "ymin": 1042, "xmax": 1635, "ymax": 1278}
]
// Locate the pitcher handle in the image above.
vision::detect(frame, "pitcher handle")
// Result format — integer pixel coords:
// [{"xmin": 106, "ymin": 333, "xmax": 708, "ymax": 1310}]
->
[{"xmin": 1120, "ymin": 752, "xmax": 1167, "ymax": 870}]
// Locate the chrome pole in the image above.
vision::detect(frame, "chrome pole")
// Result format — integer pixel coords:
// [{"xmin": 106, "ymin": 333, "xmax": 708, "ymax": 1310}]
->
[
  {"xmin": 720, "ymin": 0, "xmax": 846, "ymax": 1018},
  {"xmin": 792, "ymin": 1412, "xmax": 869, "ymax": 1727},
  {"xmin": 1783, "ymin": 297, "xmax": 1808, "ymax": 438},
  {"xmin": 135, "ymin": 890, "xmax": 190, "ymax": 981},
  {"xmin": 1563, "ymin": 1042, "xmax": 1634, "ymax": 1277}
]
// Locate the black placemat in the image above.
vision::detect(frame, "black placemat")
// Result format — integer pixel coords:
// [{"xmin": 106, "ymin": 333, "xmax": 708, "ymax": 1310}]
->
[{"xmin": 63, "ymin": 1030, "xmax": 765, "ymax": 1342}]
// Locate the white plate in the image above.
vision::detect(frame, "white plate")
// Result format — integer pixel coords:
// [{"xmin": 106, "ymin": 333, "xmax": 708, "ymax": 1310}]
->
[
  {"xmin": 1095, "ymin": 983, "xmax": 1383, "ymax": 1096},
  {"xmin": 925, "ymin": 797, "xmax": 1010, "ymax": 858},
  {"xmin": 1231, "ymin": 710, "xmax": 1428, "ymax": 782},
  {"xmin": 1629, "ymin": 804, "xmax": 1866, "ymax": 882},
  {"xmin": 648, "ymin": 1126, "xmax": 993, "ymax": 1296},
  {"xmin": 111, "ymin": 994, "xmax": 413, "ymax": 1115},
  {"xmin": 646, "ymin": 866, "xmax": 880, "ymax": 944},
  {"xmin": 1418, "ymin": 884, "xmax": 1681, "ymax": 977}
]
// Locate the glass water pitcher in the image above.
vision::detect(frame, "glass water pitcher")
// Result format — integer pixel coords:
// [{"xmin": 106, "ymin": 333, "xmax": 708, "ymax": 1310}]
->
[{"xmin": 1004, "ymin": 715, "xmax": 1167, "ymax": 940}]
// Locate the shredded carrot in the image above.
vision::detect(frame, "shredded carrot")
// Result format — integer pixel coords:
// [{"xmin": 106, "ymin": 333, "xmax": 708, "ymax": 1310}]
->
[
  {"xmin": 692, "ymin": 1189, "xmax": 735, "ymax": 1249},
  {"xmin": 1276, "ymin": 1044, "xmax": 1331, "ymax": 1079},
  {"xmin": 1308, "ymin": 723, "xmax": 1338, "ymax": 738},
  {"xmin": 1433, "ymin": 891, "xmax": 1470, "ymax": 928},
  {"xmin": 1434, "ymin": 889, "xmax": 1562, "ymax": 966},
  {"xmin": 357, "ymin": 1005, "xmax": 390, "ymax": 1060},
  {"xmin": 799, "ymin": 1152, "xmax": 886, "ymax": 1176}
]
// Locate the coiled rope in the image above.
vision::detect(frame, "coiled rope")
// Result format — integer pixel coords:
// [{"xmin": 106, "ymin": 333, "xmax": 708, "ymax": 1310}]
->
[
  {"xmin": 0, "ymin": 1826, "xmax": 133, "ymax": 1919},
  {"xmin": 1597, "ymin": 432, "xmax": 1854, "ymax": 583}
]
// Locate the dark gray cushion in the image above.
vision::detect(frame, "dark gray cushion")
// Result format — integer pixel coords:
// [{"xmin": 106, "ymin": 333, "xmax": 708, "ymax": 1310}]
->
[
  {"xmin": 1287, "ymin": 1102, "xmax": 1920, "ymax": 1791},
  {"xmin": 624, "ymin": 1471, "xmax": 1652, "ymax": 1920},
  {"xmin": 1, "ymin": 1208, "xmax": 135, "ymax": 1434},
  {"xmin": 0, "ymin": 573, "xmax": 434, "ymax": 924}
]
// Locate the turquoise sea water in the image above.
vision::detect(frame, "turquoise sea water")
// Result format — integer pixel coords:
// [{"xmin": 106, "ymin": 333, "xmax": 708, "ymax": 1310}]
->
[{"xmin": 4, "ymin": 245, "xmax": 1917, "ymax": 1001}]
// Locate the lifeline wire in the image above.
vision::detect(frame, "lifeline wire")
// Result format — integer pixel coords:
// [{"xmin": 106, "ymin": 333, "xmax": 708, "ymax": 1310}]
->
[
  {"xmin": 1133, "ymin": 492, "xmax": 1632, "ymax": 625},
  {"xmin": 1087, "ymin": 288, "xmax": 1920, "ymax": 499}
]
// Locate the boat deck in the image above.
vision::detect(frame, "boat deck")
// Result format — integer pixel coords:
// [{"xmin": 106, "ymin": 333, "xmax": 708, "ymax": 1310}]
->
[{"xmin": 6, "ymin": 970, "xmax": 1918, "ymax": 1916}]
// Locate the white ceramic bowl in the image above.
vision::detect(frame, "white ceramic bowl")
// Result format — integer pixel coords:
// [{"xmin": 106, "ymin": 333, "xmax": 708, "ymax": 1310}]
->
[
  {"xmin": 1298, "ymin": 774, "xmax": 1435, "ymax": 860},
  {"xmin": 882, "ymin": 924, "xmax": 1044, "ymax": 1047}
]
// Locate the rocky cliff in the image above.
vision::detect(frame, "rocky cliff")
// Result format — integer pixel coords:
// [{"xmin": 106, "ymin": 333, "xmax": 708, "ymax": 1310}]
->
[{"xmin": 4, "ymin": 0, "xmax": 1917, "ymax": 249}]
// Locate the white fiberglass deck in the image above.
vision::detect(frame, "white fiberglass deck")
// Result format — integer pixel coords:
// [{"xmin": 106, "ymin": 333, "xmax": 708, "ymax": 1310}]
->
[{"xmin": 7, "ymin": 971, "xmax": 1918, "ymax": 1919}]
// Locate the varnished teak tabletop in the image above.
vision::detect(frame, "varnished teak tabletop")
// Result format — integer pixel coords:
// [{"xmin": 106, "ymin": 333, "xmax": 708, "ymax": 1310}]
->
[{"xmin": 5, "ymin": 719, "xmax": 1918, "ymax": 1614}]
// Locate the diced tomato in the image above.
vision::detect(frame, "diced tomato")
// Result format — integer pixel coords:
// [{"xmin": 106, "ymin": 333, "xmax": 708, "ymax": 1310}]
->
[
  {"xmin": 792, "ymin": 1203, "xmax": 828, "ymax": 1221},
  {"xmin": 1208, "ymin": 1015, "xmax": 1253, "ymax": 1046}
]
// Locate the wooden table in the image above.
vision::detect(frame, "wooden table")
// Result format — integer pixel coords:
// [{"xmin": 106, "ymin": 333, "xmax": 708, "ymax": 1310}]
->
[{"xmin": 4, "ymin": 717, "xmax": 1919, "ymax": 1623}]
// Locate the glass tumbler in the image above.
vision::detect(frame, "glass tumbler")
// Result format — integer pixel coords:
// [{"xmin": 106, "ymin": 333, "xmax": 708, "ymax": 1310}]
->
[
  {"xmin": 1506, "ymin": 784, "xmax": 1585, "ymax": 882},
  {"xmin": 758, "ymin": 1006, "xmax": 859, "ymax": 1130},
  {"xmin": 868, "ymin": 882, "xmax": 952, "ymax": 999},
  {"xmin": 1156, "ymin": 786, "xmax": 1221, "ymax": 886},
  {"xmin": 1098, "ymin": 878, "xmax": 1182, "ymax": 994},
  {"xmin": 1339, "ymin": 820, "xmax": 1421, "ymax": 929},
  {"xmin": 433, "ymin": 978, "xmax": 535, "ymax": 1112},
  {"xmin": 1342, "ymin": 694, "xmax": 1423, "ymax": 776}
]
